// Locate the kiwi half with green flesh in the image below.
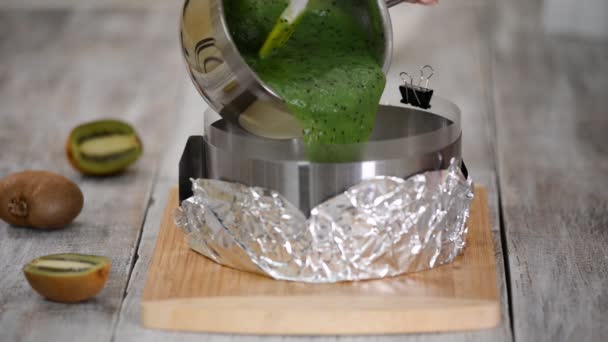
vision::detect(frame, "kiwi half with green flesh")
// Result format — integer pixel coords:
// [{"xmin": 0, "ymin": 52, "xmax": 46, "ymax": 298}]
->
[
  {"xmin": 66, "ymin": 119, "xmax": 143, "ymax": 176},
  {"xmin": 23, "ymin": 254, "xmax": 111, "ymax": 303}
]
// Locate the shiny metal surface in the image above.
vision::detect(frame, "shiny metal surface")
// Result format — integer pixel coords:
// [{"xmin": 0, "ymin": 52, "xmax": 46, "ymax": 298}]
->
[
  {"xmin": 176, "ymin": 160, "xmax": 473, "ymax": 283},
  {"xmin": 386, "ymin": 0, "xmax": 411, "ymax": 7},
  {"xmin": 199, "ymin": 101, "xmax": 462, "ymax": 214},
  {"xmin": 180, "ymin": 0, "xmax": 396, "ymax": 125},
  {"xmin": 205, "ymin": 97, "xmax": 461, "ymax": 162}
]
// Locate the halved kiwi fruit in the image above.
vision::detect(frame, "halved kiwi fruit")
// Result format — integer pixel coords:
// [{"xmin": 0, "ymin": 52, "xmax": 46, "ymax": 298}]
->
[
  {"xmin": 66, "ymin": 119, "xmax": 143, "ymax": 176},
  {"xmin": 23, "ymin": 253, "xmax": 111, "ymax": 303}
]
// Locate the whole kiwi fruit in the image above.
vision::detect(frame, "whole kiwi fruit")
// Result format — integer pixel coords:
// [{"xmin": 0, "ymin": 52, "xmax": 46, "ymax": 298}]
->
[{"xmin": 0, "ymin": 170, "xmax": 84, "ymax": 229}]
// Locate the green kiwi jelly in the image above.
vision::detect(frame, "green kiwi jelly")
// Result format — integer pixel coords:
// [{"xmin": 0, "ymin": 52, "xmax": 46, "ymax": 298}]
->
[{"xmin": 224, "ymin": 0, "xmax": 386, "ymax": 161}]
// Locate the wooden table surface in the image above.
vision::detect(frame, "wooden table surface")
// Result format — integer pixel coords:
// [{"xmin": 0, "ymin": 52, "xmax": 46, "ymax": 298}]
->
[{"xmin": 0, "ymin": 1, "xmax": 606, "ymax": 341}]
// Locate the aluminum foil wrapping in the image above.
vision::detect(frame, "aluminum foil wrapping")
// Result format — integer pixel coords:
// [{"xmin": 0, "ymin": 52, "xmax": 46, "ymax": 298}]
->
[{"xmin": 175, "ymin": 160, "xmax": 474, "ymax": 283}]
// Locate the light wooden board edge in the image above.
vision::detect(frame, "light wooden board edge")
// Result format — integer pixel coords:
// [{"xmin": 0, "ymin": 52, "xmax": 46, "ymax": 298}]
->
[
  {"xmin": 141, "ymin": 186, "xmax": 500, "ymax": 335},
  {"xmin": 142, "ymin": 297, "xmax": 499, "ymax": 335}
]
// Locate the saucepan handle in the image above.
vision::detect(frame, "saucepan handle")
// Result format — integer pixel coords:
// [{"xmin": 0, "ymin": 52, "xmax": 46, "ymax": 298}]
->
[{"xmin": 385, "ymin": 0, "xmax": 411, "ymax": 8}]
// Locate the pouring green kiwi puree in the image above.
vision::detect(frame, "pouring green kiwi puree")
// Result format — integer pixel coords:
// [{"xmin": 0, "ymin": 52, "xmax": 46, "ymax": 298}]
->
[{"xmin": 224, "ymin": 0, "xmax": 386, "ymax": 161}]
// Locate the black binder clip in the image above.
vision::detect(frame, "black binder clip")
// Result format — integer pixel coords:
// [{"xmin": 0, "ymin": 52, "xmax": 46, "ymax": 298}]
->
[{"xmin": 399, "ymin": 65, "xmax": 435, "ymax": 109}]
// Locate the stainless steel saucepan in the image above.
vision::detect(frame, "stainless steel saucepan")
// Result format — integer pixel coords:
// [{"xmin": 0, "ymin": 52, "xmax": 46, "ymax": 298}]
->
[
  {"xmin": 180, "ymin": 0, "xmax": 412, "ymax": 125},
  {"xmin": 179, "ymin": 98, "xmax": 463, "ymax": 213}
]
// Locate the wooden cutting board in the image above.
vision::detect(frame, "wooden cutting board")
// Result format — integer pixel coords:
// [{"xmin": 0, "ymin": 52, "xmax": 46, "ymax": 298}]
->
[{"xmin": 141, "ymin": 186, "xmax": 500, "ymax": 335}]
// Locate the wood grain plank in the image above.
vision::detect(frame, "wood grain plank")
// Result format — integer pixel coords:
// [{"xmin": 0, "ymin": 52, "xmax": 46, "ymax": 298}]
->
[
  {"xmin": 139, "ymin": 186, "xmax": 499, "ymax": 335},
  {"xmin": 0, "ymin": 0, "xmax": 487, "ymax": 11},
  {"xmin": 488, "ymin": 1, "xmax": 608, "ymax": 341},
  {"xmin": 113, "ymin": 3, "xmax": 512, "ymax": 342},
  {"xmin": 0, "ymin": 8, "xmax": 183, "ymax": 342},
  {"xmin": 0, "ymin": 0, "xmax": 174, "ymax": 10}
]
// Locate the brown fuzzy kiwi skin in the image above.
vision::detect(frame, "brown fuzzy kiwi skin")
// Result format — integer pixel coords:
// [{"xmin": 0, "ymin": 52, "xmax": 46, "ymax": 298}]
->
[
  {"xmin": 24, "ymin": 262, "xmax": 110, "ymax": 303},
  {"xmin": 0, "ymin": 171, "xmax": 84, "ymax": 229}
]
